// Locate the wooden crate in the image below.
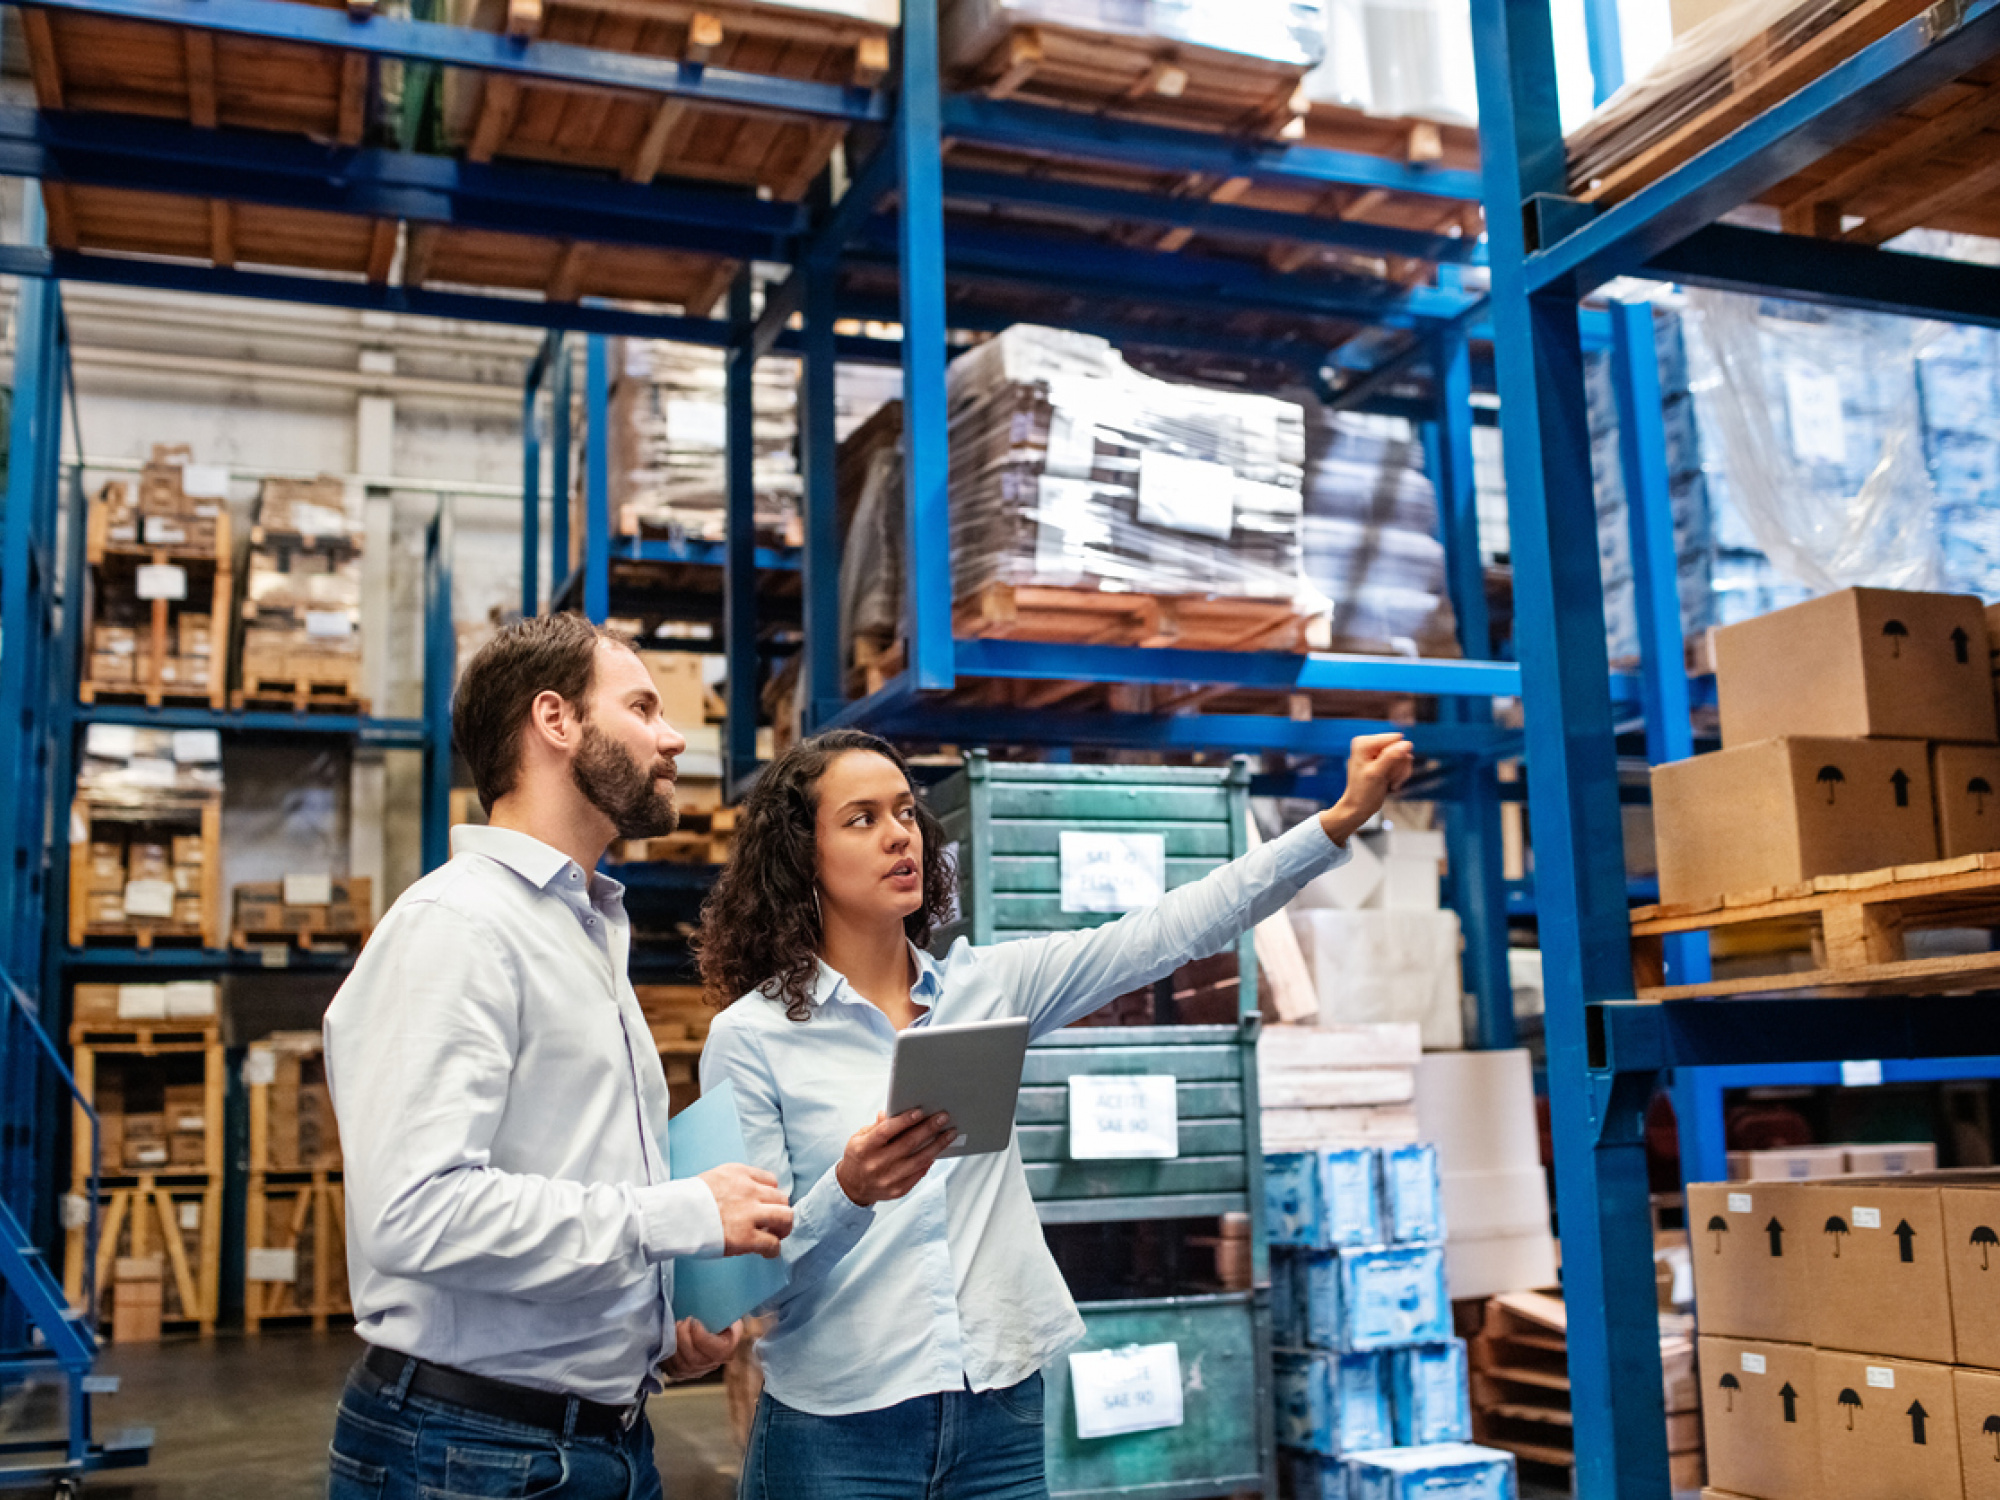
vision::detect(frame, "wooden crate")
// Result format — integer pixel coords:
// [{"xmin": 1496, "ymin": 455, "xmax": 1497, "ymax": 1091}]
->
[
  {"xmin": 68, "ymin": 1177, "xmax": 224, "ymax": 1339},
  {"xmin": 43, "ymin": 183, "xmax": 397, "ymax": 281},
  {"xmin": 19, "ymin": 0, "xmax": 377, "ymax": 140},
  {"xmin": 1629, "ymin": 851, "xmax": 2000, "ymax": 999},
  {"xmin": 68, "ymin": 798, "xmax": 225, "ymax": 950},
  {"xmin": 245, "ymin": 1170, "xmax": 350, "ymax": 1332},
  {"xmin": 405, "ymin": 222, "xmax": 738, "ymax": 315},
  {"xmin": 438, "ymin": 0, "xmax": 892, "ymax": 200},
  {"xmin": 232, "ymin": 674, "xmax": 370, "ymax": 715}
]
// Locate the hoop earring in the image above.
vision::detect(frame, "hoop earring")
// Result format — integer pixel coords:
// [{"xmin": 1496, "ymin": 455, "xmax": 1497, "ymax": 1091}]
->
[{"xmin": 813, "ymin": 886, "xmax": 823, "ymax": 928}]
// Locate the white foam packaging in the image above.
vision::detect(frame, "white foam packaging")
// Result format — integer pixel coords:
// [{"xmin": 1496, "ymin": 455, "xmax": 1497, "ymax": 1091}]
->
[{"xmin": 1291, "ymin": 909, "xmax": 1464, "ymax": 1050}]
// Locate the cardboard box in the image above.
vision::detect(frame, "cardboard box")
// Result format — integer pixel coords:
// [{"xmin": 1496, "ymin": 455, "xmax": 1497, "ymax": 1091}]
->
[
  {"xmin": 1805, "ymin": 1181, "xmax": 1955, "ymax": 1362},
  {"xmin": 163, "ymin": 1084, "xmax": 206, "ymax": 1133},
  {"xmin": 178, "ymin": 614, "xmax": 211, "ymax": 657},
  {"xmin": 1688, "ymin": 1181, "xmax": 1815, "ymax": 1344},
  {"xmin": 167, "ymin": 1134, "xmax": 206, "ymax": 1168},
  {"xmin": 171, "ymin": 835, "xmax": 204, "ymax": 867},
  {"xmin": 83, "ymin": 892, "xmax": 125, "ymax": 925},
  {"xmin": 1699, "ymin": 1336, "xmax": 1820, "ymax": 1500},
  {"xmin": 173, "ymin": 896, "xmax": 203, "ymax": 926},
  {"xmin": 1814, "ymin": 1351, "xmax": 1960, "ymax": 1500},
  {"xmin": 1716, "ymin": 588, "xmax": 1998, "ymax": 747},
  {"xmin": 639, "ymin": 651, "xmax": 714, "ymax": 727},
  {"xmin": 122, "ymin": 1136, "xmax": 170, "ymax": 1170},
  {"xmin": 84, "ymin": 845, "xmax": 126, "ymax": 893},
  {"xmin": 111, "ymin": 1257, "xmax": 164, "ymax": 1343},
  {"xmin": 128, "ymin": 843, "xmax": 170, "ymax": 881},
  {"xmin": 122, "ymin": 1112, "xmax": 165, "ymax": 1142},
  {"xmin": 1943, "ymin": 1184, "xmax": 2000, "ymax": 1371},
  {"xmin": 1956, "ymin": 1367, "xmax": 2000, "ymax": 1499},
  {"xmin": 1729, "ymin": 1146, "xmax": 1851, "ymax": 1182},
  {"xmin": 172, "ymin": 865, "xmax": 202, "ymax": 896},
  {"xmin": 1653, "ymin": 738, "xmax": 1938, "ymax": 904},
  {"xmin": 1845, "ymin": 1143, "xmax": 1939, "ymax": 1177},
  {"xmin": 72, "ymin": 983, "xmax": 120, "ymax": 1027},
  {"xmin": 88, "ymin": 652, "xmax": 135, "ymax": 685},
  {"xmin": 1932, "ymin": 742, "xmax": 2000, "ymax": 858}
]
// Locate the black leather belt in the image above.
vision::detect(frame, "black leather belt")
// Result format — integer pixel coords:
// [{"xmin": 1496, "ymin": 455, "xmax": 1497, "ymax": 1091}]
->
[{"xmin": 359, "ymin": 1344, "xmax": 642, "ymax": 1439}]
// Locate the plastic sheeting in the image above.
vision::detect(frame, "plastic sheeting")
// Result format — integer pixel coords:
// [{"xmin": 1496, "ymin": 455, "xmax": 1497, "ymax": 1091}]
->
[{"xmin": 942, "ymin": 0, "xmax": 1328, "ymax": 68}]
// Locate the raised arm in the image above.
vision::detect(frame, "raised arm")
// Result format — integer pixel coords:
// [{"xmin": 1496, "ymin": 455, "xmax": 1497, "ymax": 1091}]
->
[
  {"xmin": 987, "ymin": 733, "xmax": 1416, "ymax": 1038},
  {"xmin": 327, "ymin": 905, "xmax": 728, "ymax": 1305}
]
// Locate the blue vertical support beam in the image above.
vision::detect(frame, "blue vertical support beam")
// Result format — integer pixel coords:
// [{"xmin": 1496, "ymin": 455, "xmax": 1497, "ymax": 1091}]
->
[
  {"xmin": 423, "ymin": 497, "xmax": 456, "ymax": 872},
  {"xmin": 1472, "ymin": 0, "xmax": 1668, "ymax": 1491},
  {"xmin": 583, "ymin": 336, "xmax": 611, "ymax": 624},
  {"xmin": 550, "ymin": 332, "xmax": 572, "ymax": 598},
  {"xmin": 521, "ymin": 335, "xmax": 544, "ymax": 616},
  {"xmin": 799, "ymin": 252, "xmax": 842, "ymax": 734},
  {"xmin": 723, "ymin": 273, "xmax": 759, "ymax": 793},
  {"xmin": 1583, "ymin": 0, "xmax": 1625, "ymax": 103},
  {"xmin": 898, "ymin": 0, "xmax": 954, "ymax": 692},
  {"xmin": 1428, "ymin": 327, "xmax": 1514, "ymax": 1050}
]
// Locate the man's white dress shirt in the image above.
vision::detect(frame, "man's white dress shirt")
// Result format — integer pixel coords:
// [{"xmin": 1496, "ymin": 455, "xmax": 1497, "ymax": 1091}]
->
[{"xmin": 324, "ymin": 825, "xmax": 724, "ymax": 1404}]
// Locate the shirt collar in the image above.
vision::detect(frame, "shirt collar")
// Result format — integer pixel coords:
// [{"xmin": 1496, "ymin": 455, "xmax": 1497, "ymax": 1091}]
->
[
  {"xmin": 812, "ymin": 942, "xmax": 944, "ymax": 1008},
  {"xmin": 450, "ymin": 824, "xmax": 601, "ymax": 895}
]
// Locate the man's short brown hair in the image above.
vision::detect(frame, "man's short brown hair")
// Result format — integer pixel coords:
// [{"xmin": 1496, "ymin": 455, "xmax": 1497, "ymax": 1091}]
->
[{"xmin": 452, "ymin": 612, "xmax": 637, "ymax": 812}]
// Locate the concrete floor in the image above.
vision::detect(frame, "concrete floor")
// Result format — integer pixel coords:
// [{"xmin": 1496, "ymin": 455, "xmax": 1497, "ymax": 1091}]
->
[{"xmin": 4, "ymin": 1330, "xmax": 740, "ymax": 1500}]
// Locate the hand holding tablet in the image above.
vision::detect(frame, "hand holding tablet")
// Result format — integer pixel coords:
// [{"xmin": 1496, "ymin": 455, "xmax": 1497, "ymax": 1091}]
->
[{"xmin": 885, "ymin": 1017, "xmax": 1031, "ymax": 1159}]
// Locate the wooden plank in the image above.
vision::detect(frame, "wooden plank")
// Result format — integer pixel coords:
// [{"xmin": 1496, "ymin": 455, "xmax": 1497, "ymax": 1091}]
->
[
  {"xmin": 337, "ymin": 51, "xmax": 369, "ymax": 144},
  {"xmin": 625, "ymin": 100, "xmax": 689, "ymax": 183},
  {"xmin": 1786, "ymin": 84, "xmax": 2000, "ymax": 227},
  {"xmin": 1848, "ymin": 145, "xmax": 2000, "ymax": 244},
  {"xmin": 152, "ymin": 1188, "xmax": 201, "ymax": 1329},
  {"xmin": 185, "ymin": 30, "xmax": 218, "ymax": 128},
  {"xmin": 1636, "ymin": 946, "xmax": 2000, "ymax": 1001},
  {"xmin": 19, "ymin": 8, "xmax": 66, "ymax": 110},
  {"xmin": 208, "ymin": 200, "xmax": 236, "ymax": 267},
  {"xmin": 42, "ymin": 184, "xmax": 80, "ymax": 252},
  {"xmin": 364, "ymin": 219, "xmax": 399, "ymax": 283}
]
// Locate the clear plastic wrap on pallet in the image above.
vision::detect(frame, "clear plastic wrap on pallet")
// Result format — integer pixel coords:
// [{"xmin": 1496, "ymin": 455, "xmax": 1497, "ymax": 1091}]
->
[
  {"xmin": 607, "ymin": 340, "xmax": 802, "ymax": 545},
  {"xmin": 79, "ymin": 724, "xmax": 222, "ymax": 807},
  {"xmin": 1299, "ymin": 0, "xmax": 1477, "ymax": 121},
  {"xmin": 941, "ymin": 0, "xmax": 1327, "ymax": 68},
  {"xmin": 943, "ymin": 325, "xmax": 1321, "ymax": 610}
]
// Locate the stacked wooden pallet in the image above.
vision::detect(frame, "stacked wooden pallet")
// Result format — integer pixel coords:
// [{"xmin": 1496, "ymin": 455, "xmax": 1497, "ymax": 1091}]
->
[
  {"xmin": 636, "ymin": 984, "xmax": 713, "ymax": 1112},
  {"xmin": 69, "ymin": 725, "xmax": 226, "ymax": 950},
  {"xmin": 232, "ymin": 876, "xmax": 374, "ymax": 952}
]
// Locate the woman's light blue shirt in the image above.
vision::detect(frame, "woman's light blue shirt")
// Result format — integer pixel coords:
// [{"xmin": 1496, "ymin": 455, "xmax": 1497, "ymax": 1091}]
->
[{"xmin": 698, "ymin": 814, "xmax": 1350, "ymax": 1416}]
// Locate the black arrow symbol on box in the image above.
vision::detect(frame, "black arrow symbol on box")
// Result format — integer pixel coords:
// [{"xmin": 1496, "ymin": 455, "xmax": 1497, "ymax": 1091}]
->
[
  {"xmin": 1768, "ymin": 1218, "xmax": 1785, "ymax": 1257},
  {"xmin": 1781, "ymin": 1383, "xmax": 1799, "ymax": 1423},
  {"xmin": 1911, "ymin": 1400, "xmax": 1930, "ymax": 1445},
  {"xmin": 1896, "ymin": 1220, "xmax": 1917, "ymax": 1262},
  {"xmin": 1955, "ymin": 626, "xmax": 1972, "ymax": 664},
  {"xmin": 1893, "ymin": 770, "xmax": 1913, "ymax": 808}
]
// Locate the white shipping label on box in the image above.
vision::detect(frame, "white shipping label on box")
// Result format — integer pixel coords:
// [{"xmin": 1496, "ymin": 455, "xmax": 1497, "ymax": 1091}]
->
[
  {"xmin": 172, "ymin": 729, "xmax": 221, "ymax": 765},
  {"xmin": 665, "ymin": 398, "xmax": 729, "ymax": 450},
  {"xmin": 304, "ymin": 610, "xmax": 355, "ymax": 640},
  {"xmin": 84, "ymin": 724, "xmax": 138, "ymax": 761},
  {"xmin": 179, "ymin": 463, "xmax": 230, "ymax": 499},
  {"xmin": 1068, "ymin": 1075, "xmax": 1179, "ymax": 1160},
  {"xmin": 136, "ymin": 563, "xmax": 189, "ymax": 601},
  {"xmin": 1785, "ymin": 363, "xmax": 1848, "ymax": 465},
  {"xmin": 247, "ymin": 1248, "xmax": 298, "ymax": 1284},
  {"xmin": 1741, "ymin": 1352, "xmax": 1767, "ymax": 1374},
  {"xmin": 1842, "ymin": 1059, "xmax": 1884, "ymax": 1087},
  {"xmin": 1069, "ymin": 1343, "xmax": 1184, "ymax": 1440},
  {"xmin": 122, "ymin": 880, "xmax": 176, "ymax": 919},
  {"xmin": 165, "ymin": 981, "xmax": 217, "ymax": 1019},
  {"xmin": 1854, "ymin": 1206, "xmax": 1882, "ymax": 1229},
  {"xmin": 293, "ymin": 503, "xmax": 348, "ymax": 538},
  {"xmin": 1728, "ymin": 1192, "xmax": 1753, "ymax": 1213},
  {"xmin": 284, "ymin": 873, "xmax": 333, "ymax": 907},
  {"xmin": 243, "ymin": 1050, "xmax": 278, "ymax": 1088},
  {"xmin": 116, "ymin": 984, "xmax": 169, "ymax": 1020},
  {"xmin": 179, "ymin": 1202, "xmax": 201, "ymax": 1230},
  {"xmin": 126, "ymin": 756, "xmax": 179, "ymax": 789},
  {"xmin": 1867, "ymin": 1366, "xmax": 1896, "ymax": 1389},
  {"xmin": 1060, "ymin": 831, "xmax": 1166, "ymax": 914},
  {"xmin": 141, "ymin": 518, "xmax": 189, "ymax": 548},
  {"xmin": 1135, "ymin": 449, "xmax": 1236, "ymax": 540}
]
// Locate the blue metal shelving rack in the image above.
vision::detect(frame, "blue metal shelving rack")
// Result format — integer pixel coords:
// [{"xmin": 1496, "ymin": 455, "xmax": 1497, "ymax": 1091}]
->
[{"xmin": 1472, "ymin": 0, "xmax": 2000, "ymax": 1489}]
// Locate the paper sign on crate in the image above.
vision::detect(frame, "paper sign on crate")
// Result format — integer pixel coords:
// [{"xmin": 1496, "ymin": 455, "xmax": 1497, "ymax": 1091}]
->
[
  {"xmin": 1069, "ymin": 1343, "xmax": 1184, "ymax": 1439},
  {"xmin": 1067, "ymin": 1075, "xmax": 1178, "ymax": 1160},
  {"xmin": 1060, "ymin": 831, "xmax": 1165, "ymax": 914},
  {"xmin": 247, "ymin": 1248, "xmax": 297, "ymax": 1284},
  {"xmin": 136, "ymin": 564, "xmax": 188, "ymax": 601}
]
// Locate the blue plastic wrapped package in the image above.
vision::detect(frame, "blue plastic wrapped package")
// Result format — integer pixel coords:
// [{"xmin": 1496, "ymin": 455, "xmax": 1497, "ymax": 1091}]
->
[
  {"xmin": 1380, "ymin": 1143, "xmax": 1445, "ymax": 1245},
  {"xmin": 1391, "ymin": 1341, "xmax": 1472, "ymax": 1445},
  {"xmin": 1282, "ymin": 1450, "xmax": 1347, "ymax": 1500},
  {"xmin": 1273, "ymin": 1349, "xmax": 1394, "ymax": 1457},
  {"xmin": 1316, "ymin": 1146, "xmax": 1383, "ymax": 1249},
  {"xmin": 1338, "ymin": 1245, "xmax": 1451, "ymax": 1352},
  {"xmin": 1271, "ymin": 1248, "xmax": 1302, "ymax": 1348},
  {"xmin": 1296, "ymin": 1252, "xmax": 1341, "ymax": 1349},
  {"xmin": 1347, "ymin": 1443, "xmax": 1517, "ymax": 1500},
  {"xmin": 1265, "ymin": 1152, "xmax": 1322, "ymax": 1248}
]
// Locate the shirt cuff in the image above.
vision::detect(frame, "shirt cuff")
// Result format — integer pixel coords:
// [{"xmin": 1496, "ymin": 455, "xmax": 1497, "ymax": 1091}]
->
[
  {"xmin": 637, "ymin": 1178, "xmax": 727, "ymax": 1263},
  {"xmin": 1276, "ymin": 811, "xmax": 1355, "ymax": 879}
]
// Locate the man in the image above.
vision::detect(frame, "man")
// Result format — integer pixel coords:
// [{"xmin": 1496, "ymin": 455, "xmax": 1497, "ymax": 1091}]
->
[{"xmin": 323, "ymin": 612, "xmax": 792, "ymax": 1500}]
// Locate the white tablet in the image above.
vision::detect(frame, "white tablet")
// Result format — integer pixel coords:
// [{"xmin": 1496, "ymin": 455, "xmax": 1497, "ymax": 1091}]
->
[{"xmin": 885, "ymin": 1016, "xmax": 1032, "ymax": 1159}]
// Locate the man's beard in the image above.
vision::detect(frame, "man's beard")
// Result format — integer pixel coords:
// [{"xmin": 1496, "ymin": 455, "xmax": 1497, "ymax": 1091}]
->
[{"xmin": 572, "ymin": 718, "xmax": 679, "ymax": 839}]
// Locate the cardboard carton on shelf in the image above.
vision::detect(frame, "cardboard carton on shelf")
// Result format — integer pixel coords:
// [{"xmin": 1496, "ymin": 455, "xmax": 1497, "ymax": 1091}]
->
[
  {"xmin": 1812, "ymin": 1351, "xmax": 1960, "ymax": 1500},
  {"xmin": 87, "ymin": 653, "xmax": 135, "ymax": 685},
  {"xmin": 1845, "ymin": 1143, "xmax": 1939, "ymax": 1176},
  {"xmin": 1698, "ymin": 1335, "xmax": 1819, "ymax": 1500},
  {"xmin": 1726, "ymin": 1146, "xmax": 1850, "ymax": 1182},
  {"xmin": 1942, "ymin": 1183, "xmax": 2000, "ymax": 1371},
  {"xmin": 1686, "ymin": 1181, "xmax": 1815, "ymax": 1345},
  {"xmin": 1716, "ymin": 587, "xmax": 1998, "ymax": 748},
  {"xmin": 111, "ymin": 1256, "xmax": 164, "ymax": 1343},
  {"xmin": 1931, "ymin": 742, "xmax": 2000, "ymax": 858},
  {"xmin": 1652, "ymin": 736, "xmax": 1937, "ymax": 905},
  {"xmin": 1802, "ymin": 1180, "xmax": 1954, "ymax": 1364},
  {"xmin": 1954, "ymin": 1367, "xmax": 2000, "ymax": 1500}
]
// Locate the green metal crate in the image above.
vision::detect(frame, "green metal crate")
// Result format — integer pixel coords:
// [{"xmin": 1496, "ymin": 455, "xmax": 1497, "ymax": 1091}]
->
[{"xmin": 922, "ymin": 755, "xmax": 1274, "ymax": 1500}]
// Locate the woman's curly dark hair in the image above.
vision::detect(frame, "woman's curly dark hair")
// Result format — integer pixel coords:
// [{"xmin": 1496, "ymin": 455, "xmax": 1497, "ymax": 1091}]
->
[{"xmin": 695, "ymin": 729, "xmax": 956, "ymax": 1022}]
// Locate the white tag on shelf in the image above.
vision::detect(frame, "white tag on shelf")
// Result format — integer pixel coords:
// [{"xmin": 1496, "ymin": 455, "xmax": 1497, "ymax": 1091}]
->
[
  {"xmin": 304, "ymin": 610, "xmax": 354, "ymax": 640},
  {"xmin": 172, "ymin": 729, "xmax": 221, "ymax": 764},
  {"xmin": 1059, "ymin": 831, "xmax": 1165, "ymax": 914},
  {"xmin": 284, "ymin": 873, "xmax": 333, "ymax": 906},
  {"xmin": 247, "ymin": 1248, "xmax": 298, "ymax": 1284},
  {"xmin": 1135, "ymin": 449, "xmax": 1236, "ymax": 540},
  {"xmin": 1070, "ymin": 1344, "xmax": 1184, "ymax": 1440},
  {"xmin": 1068, "ymin": 1075, "xmax": 1179, "ymax": 1160},
  {"xmin": 136, "ymin": 563, "xmax": 188, "ymax": 601},
  {"xmin": 1841, "ymin": 1059, "xmax": 1884, "ymax": 1087},
  {"xmin": 180, "ymin": 464, "xmax": 230, "ymax": 499}
]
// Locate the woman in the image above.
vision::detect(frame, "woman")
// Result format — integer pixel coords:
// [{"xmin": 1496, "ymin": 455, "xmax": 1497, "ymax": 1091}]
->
[{"xmin": 696, "ymin": 727, "xmax": 1412, "ymax": 1500}]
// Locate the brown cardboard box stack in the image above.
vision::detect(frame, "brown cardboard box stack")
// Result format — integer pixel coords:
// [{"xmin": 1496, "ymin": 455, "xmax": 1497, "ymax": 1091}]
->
[
  {"xmin": 78, "ymin": 1038, "xmax": 216, "ymax": 1172},
  {"xmin": 1654, "ymin": 588, "xmax": 2000, "ymax": 904},
  {"xmin": 635, "ymin": 985, "xmax": 713, "ymax": 1113},
  {"xmin": 232, "ymin": 876, "xmax": 372, "ymax": 942},
  {"xmin": 71, "ymin": 726, "xmax": 222, "ymax": 943},
  {"xmin": 239, "ymin": 477, "xmax": 364, "ymax": 700},
  {"xmin": 1691, "ymin": 1171, "xmax": 2000, "ymax": 1500},
  {"xmin": 248, "ymin": 1032, "xmax": 343, "ymax": 1172},
  {"xmin": 110, "ymin": 1255, "xmax": 164, "ymax": 1343},
  {"xmin": 1727, "ymin": 1143, "xmax": 1940, "ymax": 1182}
]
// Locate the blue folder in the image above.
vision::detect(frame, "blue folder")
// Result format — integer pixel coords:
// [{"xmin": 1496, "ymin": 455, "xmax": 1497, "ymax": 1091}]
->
[{"xmin": 665, "ymin": 1082, "xmax": 789, "ymax": 1332}]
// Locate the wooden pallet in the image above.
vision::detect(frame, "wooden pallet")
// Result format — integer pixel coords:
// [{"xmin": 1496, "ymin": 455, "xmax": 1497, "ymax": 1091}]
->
[
  {"xmin": 78, "ymin": 681, "xmax": 220, "ymax": 709},
  {"xmin": 439, "ymin": 0, "xmax": 891, "ymax": 200},
  {"xmin": 232, "ymin": 927, "xmax": 371, "ymax": 953},
  {"xmin": 233, "ymin": 679, "xmax": 370, "ymax": 715},
  {"xmin": 957, "ymin": 582, "xmax": 1320, "ymax": 651},
  {"xmin": 66, "ymin": 1176, "xmax": 225, "ymax": 1339},
  {"xmin": 246, "ymin": 1170, "xmax": 350, "ymax": 1332},
  {"xmin": 405, "ymin": 222, "xmax": 738, "ymax": 315},
  {"xmin": 1630, "ymin": 852, "xmax": 2000, "ymax": 999},
  {"xmin": 43, "ymin": 182, "xmax": 396, "ymax": 281},
  {"xmin": 70, "ymin": 1022, "xmax": 222, "ymax": 1052}
]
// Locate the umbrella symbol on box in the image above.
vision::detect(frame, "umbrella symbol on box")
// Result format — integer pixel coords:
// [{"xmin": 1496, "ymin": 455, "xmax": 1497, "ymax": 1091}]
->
[
  {"xmin": 1840, "ymin": 1389, "xmax": 1863, "ymax": 1429},
  {"xmin": 1826, "ymin": 1215, "xmax": 1850, "ymax": 1256},
  {"xmin": 1819, "ymin": 766, "xmax": 1847, "ymax": 805},
  {"xmin": 1885, "ymin": 619, "xmax": 1909, "ymax": 657},
  {"xmin": 1984, "ymin": 1414, "xmax": 2000, "ymax": 1459},
  {"xmin": 1718, "ymin": 1373, "xmax": 1740, "ymax": 1412},
  {"xmin": 1974, "ymin": 1225, "xmax": 1998, "ymax": 1269},
  {"xmin": 1973, "ymin": 778, "xmax": 1994, "ymax": 816},
  {"xmin": 1707, "ymin": 1214, "xmax": 1728, "ymax": 1252}
]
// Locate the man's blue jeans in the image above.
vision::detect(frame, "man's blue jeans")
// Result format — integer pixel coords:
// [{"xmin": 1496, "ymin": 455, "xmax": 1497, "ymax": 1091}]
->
[
  {"xmin": 739, "ymin": 1373, "xmax": 1049, "ymax": 1500},
  {"xmin": 326, "ymin": 1358, "xmax": 663, "ymax": 1500}
]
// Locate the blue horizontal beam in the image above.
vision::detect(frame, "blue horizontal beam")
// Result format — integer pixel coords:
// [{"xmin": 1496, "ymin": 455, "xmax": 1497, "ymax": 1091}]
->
[
  {"xmin": 1526, "ymin": 0, "xmax": 2000, "ymax": 296},
  {"xmin": 940, "ymin": 94, "xmax": 1484, "ymax": 202},
  {"xmin": 76, "ymin": 702, "xmax": 428, "ymax": 747},
  {"xmin": 1594, "ymin": 995, "xmax": 2000, "ymax": 1074},
  {"xmin": 942, "ymin": 168, "xmax": 1483, "ymax": 266},
  {"xmin": 59, "ymin": 946, "xmax": 357, "ymax": 971},
  {"xmin": 614, "ymin": 536, "xmax": 802, "ymax": 571},
  {"xmin": 1644, "ymin": 223, "xmax": 2000, "ymax": 331},
  {"xmin": 20, "ymin": 0, "xmax": 888, "ymax": 121},
  {"xmin": 1687, "ymin": 1057, "xmax": 2000, "ymax": 1090},
  {"xmin": 954, "ymin": 638, "xmax": 1521, "ymax": 696}
]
